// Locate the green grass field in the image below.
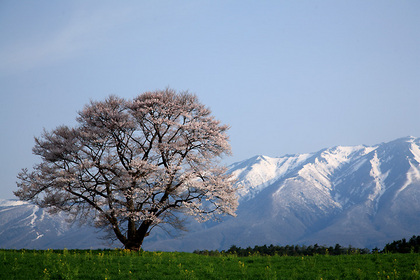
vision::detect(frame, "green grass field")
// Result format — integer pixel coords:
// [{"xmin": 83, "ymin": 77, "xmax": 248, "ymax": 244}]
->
[{"xmin": 1, "ymin": 249, "xmax": 419, "ymax": 279}]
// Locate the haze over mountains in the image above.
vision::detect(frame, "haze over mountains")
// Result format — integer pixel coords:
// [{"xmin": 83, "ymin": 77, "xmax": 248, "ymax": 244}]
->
[{"xmin": 1, "ymin": 136, "xmax": 420, "ymax": 251}]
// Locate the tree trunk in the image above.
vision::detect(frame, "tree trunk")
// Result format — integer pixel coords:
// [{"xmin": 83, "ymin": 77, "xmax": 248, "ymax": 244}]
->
[
  {"xmin": 124, "ymin": 240, "xmax": 143, "ymax": 251},
  {"xmin": 124, "ymin": 220, "xmax": 151, "ymax": 251}
]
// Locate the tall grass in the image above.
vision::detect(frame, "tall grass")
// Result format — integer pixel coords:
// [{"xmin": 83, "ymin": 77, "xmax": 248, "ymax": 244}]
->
[{"xmin": 1, "ymin": 249, "xmax": 419, "ymax": 279}]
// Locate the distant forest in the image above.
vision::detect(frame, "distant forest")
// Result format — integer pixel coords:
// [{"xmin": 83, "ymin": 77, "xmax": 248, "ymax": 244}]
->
[
  {"xmin": 382, "ymin": 235, "xmax": 420, "ymax": 254},
  {"xmin": 194, "ymin": 235, "xmax": 420, "ymax": 256}
]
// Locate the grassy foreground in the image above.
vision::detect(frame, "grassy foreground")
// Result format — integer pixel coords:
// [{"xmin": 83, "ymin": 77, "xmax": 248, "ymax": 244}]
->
[{"xmin": 1, "ymin": 249, "xmax": 419, "ymax": 279}]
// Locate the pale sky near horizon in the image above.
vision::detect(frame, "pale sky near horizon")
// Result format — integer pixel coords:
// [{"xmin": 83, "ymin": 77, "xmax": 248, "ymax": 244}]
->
[{"xmin": 1, "ymin": 1, "xmax": 419, "ymax": 199}]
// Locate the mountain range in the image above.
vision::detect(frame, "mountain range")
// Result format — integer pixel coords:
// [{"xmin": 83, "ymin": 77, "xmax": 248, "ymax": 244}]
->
[{"xmin": 1, "ymin": 136, "xmax": 420, "ymax": 251}]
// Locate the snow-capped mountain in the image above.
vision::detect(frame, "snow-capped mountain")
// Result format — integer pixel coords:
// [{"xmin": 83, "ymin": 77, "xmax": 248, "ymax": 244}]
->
[
  {"xmin": 146, "ymin": 136, "xmax": 420, "ymax": 251},
  {"xmin": 1, "ymin": 136, "xmax": 420, "ymax": 251},
  {"xmin": 0, "ymin": 199, "xmax": 105, "ymax": 249}
]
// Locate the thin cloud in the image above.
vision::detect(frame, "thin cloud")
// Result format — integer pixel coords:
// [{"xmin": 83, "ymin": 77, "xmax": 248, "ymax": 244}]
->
[{"xmin": 0, "ymin": 5, "xmax": 133, "ymax": 74}]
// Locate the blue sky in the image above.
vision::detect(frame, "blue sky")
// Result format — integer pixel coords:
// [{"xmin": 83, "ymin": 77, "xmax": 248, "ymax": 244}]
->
[{"xmin": 1, "ymin": 1, "xmax": 419, "ymax": 199}]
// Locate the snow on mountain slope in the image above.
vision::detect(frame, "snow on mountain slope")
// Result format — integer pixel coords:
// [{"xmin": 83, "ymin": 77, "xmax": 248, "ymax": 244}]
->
[
  {"xmin": 229, "ymin": 154, "xmax": 312, "ymax": 201},
  {"xmin": 0, "ymin": 199, "xmax": 28, "ymax": 207},
  {"xmin": 0, "ymin": 199, "xmax": 107, "ymax": 249},
  {"xmin": 394, "ymin": 138, "xmax": 420, "ymax": 199},
  {"xmin": 298, "ymin": 146, "xmax": 367, "ymax": 188}
]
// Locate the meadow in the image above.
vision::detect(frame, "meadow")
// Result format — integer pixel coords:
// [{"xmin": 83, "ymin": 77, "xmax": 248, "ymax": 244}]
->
[{"xmin": 1, "ymin": 249, "xmax": 419, "ymax": 280}]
